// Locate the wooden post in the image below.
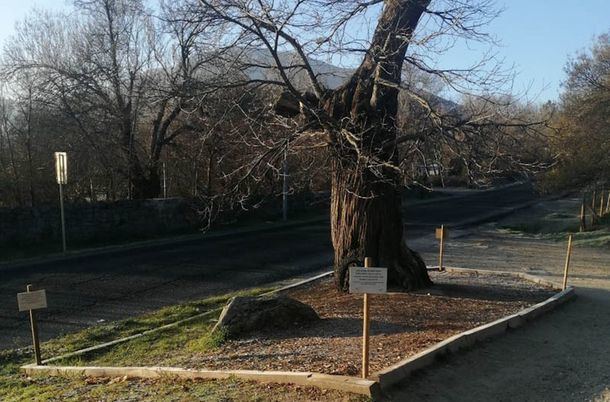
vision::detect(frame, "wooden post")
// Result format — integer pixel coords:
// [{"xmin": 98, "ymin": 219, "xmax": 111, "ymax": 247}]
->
[
  {"xmin": 438, "ymin": 225, "xmax": 445, "ymax": 271},
  {"xmin": 282, "ymin": 148, "xmax": 288, "ymax": 222},
  {"xmin": 599, "ymin": 191, "xmax": 605, "ymax": 217},
  {"xmin": 89, "ymin": 177, "xmax": 95, "ymax": 202},
  {"xmin": 26, "ymin": 284, "xmax": 42, "ymax": 365},
  {"xmin": 606, "ymin": 190, "xmax": 610, "ymax": 215},
  {"xmin": 591, "ymin": 190, "xmax": 597, "ymax": 226},
  {"xmin": 162, "ymin": 162, "xmax": 167, "ymax": 199},
  {"xmin": 362, "ymin": 257, "xmax": 373, "ymax": 379},
  {"xmin": 579, "ymin": 202, "xmax": 586, "ymax": 232},
  {"xmin": 562, "ymin": 235, "xmax": 573, "ymax": 290}
]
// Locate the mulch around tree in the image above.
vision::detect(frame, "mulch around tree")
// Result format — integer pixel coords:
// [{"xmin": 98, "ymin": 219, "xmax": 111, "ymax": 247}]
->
[{"xmin": 184, "ymin": 271, "xmax": 557, "ymax": 376}]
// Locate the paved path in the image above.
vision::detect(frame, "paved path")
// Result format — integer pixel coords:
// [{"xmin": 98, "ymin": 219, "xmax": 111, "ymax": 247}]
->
[
  {"xmin": 0, "ymin": 183, "xmax": 535, "ymax": 350},
  {"xmin": 387, "ymin": 198, "xmax": 610, "ymax": 402}
]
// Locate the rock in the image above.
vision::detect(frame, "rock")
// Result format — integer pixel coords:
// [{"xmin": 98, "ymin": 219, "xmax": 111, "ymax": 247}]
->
[{"xmin": 212, "ymin": 295, "xmax": 320, "ymax": 338}]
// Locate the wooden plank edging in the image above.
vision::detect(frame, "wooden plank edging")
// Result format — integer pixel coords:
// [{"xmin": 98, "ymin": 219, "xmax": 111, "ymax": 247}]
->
[
  {"xmin": 20, "ymin": 365, "xmax": 380, "ymax": 397},
  {"xmin": 372, "ymin": 267, "xmax": 575, "ymax": 390},
  {"xmin": 26, "ymin": 267, "xmax": 574, "ymax": 398},
  {"xmin": 263, "ymin": 271, "xmax": 333, "ymax": 295}
]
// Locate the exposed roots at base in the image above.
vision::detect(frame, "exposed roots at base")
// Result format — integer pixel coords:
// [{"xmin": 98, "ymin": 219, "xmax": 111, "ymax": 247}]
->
[{"xmin": 334, "ymin": 245, "xmax": 432, "ymax": 292}]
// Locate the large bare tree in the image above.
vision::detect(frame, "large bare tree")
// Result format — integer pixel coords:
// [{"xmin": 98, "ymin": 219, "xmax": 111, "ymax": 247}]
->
[
  {"xmin": 0, "ymin": 0, "xmax": 552, "ymax": 286},
  {"xmin": 188, "ymin": 0, "xmax": 533, "ymax": 290}
]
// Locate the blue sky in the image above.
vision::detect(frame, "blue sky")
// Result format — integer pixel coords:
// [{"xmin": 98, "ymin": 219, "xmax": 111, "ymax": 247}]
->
[
  {"xmin": 0, "ymin": 0, "xmax": 67, "ymax": 32},
  {"xmin": 1, "ymin": 0, "xmax": 607, "ymax": 102},
  {"xmin": 435, "ymin": 0, "xmax": 610, "ymax": 102}
]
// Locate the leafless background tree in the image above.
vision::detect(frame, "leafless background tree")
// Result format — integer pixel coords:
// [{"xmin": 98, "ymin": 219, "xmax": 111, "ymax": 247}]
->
[
  {"xmin": 173, "ymin": 0, "xmax": 554, "ymax": 289},
  {"xmin": 542, "ymin": 33, "xmax": 610, "ymax": 191}
]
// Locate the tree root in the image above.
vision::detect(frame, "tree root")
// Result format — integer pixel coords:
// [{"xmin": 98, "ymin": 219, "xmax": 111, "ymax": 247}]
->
[{"xmin": 334, "ymin": 243, "xmax": 432, "ymax": 292}]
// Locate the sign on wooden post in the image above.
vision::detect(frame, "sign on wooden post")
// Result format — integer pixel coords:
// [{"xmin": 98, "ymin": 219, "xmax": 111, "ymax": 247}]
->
[
  {"xmin": 17, "ymin": 289, "xmax": 47, "ymax": 311},
  {"xmin": 54, "ymin": 152, "xmax": 68, "ymax": 185},
  {"xmin": 54, "ymin": 152, "xmax": 68, "ymax": 252},
  {"xmin": 17, "ymin": 285, "xmax": 47, "ymax": 365},
  {"xmin": 580, "ymin": 202, "xmax": 586, "ymax": 232},
  {"xmin": 349, "ymin": 258, "xmax": 388, "ymax": 379},
  {"xmin": 436, "ymin": 225, "xmax": 447, "ymax": 270},
  {"xmin": 349, "ymin": 267, "xmax": 388, "ymax": 294}
]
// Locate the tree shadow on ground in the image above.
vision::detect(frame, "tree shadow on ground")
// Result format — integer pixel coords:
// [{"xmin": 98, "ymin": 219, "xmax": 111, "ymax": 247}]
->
[
  {"xmin": 236, "ymin": 317, "xmax": 414, "ymax": 342},
  {"xmin": 416, "ymin": 282, "xmax": 556, "ymax": 303}
]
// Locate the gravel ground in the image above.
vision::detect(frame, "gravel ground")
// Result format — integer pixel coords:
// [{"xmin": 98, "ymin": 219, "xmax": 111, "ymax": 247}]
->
[
  {"xmin": 180, "ymin": 272, "xmax": 554, "ymax": 376},
  {"xmin": 388, "ymin": 197, "xmax": 610, "ymax": 402}
]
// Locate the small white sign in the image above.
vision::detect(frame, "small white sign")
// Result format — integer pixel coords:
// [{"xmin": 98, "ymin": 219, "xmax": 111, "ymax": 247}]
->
[
  {"xmin": 435, "ymin": 227, "xmax": 447, "ymax": 239},
  {"xmin": 54, "ymin": 152, "xmax": 68, "ymax": 184},
  {"xmin": 349, "ymin": 267, "xmax": 388, "ymax": 294},
  {"xmin": 17, "ymin": 290, "xmax": 47, "ymax": 312}
]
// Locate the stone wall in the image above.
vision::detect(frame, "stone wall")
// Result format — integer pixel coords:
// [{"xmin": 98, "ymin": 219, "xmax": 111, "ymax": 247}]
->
[{"xmin": 0, "ymin": 198, "xmax": 199, "ymax": 247}]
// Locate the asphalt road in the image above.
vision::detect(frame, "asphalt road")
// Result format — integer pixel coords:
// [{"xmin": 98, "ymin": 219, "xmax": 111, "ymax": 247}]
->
[{"xmin": 0, "ymin": 182, "xmax": 535, "ymax": 350}]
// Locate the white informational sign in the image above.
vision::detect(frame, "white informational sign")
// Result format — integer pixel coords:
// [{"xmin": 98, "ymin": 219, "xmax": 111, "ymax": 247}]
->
[
  {"xmin": 17, "ymin": 290, "xmax": 47, "ymax": 312},
  {"xmin": 54, "ymin": 152, "xmax": 68, "ymax": 184},
  {"xmin": 349, "ymin": 267, "xmax": 388, "ymax": 294},
  {"xmin": 435, "ymin": 227, "xmax": 448, "ymax": 239}
]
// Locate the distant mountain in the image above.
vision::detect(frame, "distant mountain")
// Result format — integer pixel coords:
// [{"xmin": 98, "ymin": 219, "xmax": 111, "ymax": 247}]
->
[
  {"xmin": 234, "ymin": 49, "xmax": 352, "ymax": 90},
  {"xmin": 218, "ymin": 48, "xmax": 461, "ymax": 113}
]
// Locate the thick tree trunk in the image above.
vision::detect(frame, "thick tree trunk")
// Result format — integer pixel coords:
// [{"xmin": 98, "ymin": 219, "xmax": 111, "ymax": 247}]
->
[
  {"xmin": 122, "ymin": 123, "xmax": 162, "ymax": 199},
  {"xmin": 324, "ymin": 0, "xmax": 432, "ymax": 290},
  {"xmin": 266, "ymin": 0, "xmax": 433, "ymax": 289},
  {"xmin": 330, "ymin": 159, "xmax": 431, "ymax": 290},
  {"xmin": 131, "ymin": 163, "xmax": 161, "ymax": 199}
]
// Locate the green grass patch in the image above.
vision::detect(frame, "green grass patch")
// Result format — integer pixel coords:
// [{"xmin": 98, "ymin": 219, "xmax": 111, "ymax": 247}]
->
[
  {"xmin": 47, "ymin": 286, "xmax": 271, "ymax": 366},
  {"xmin": 0, "ymin": 368, "xmax": 366, "ymax": 401},
  {"xmin": 0, "ymin": 284, "xmax": 369, "ymax": 401},
  {"xmin": 502, "ymin": 213, "xmax": 580, "ymax": 234},
  {"xmin": 0, "ymin": 287, "xmax": 289, "ymax": 401},
  {"xmin": 188, "ymin": 326, "xmax": 228, "ymax": 353},
  {"xmin": 498, "ymin": 197, "xmax": 610, "ymax": 248},
  {"xmin": 559, "ymin": 228, "xmax": 610, "ymax": 248}
]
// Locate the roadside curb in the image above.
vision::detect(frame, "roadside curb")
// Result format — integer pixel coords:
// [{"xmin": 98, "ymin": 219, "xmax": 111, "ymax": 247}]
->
[
  {"xmin": 0, "ymin": 217, "xmax": 328, "ymax": 271},
  {"xmin": 1, "ymin": 181, "xmax": 537, "ymax": 270},
  {"xmin": 265, "ymin": 271, "xmax": 333, "ymax": 295},
  {"xmin": 23, "ymin": 267, "xmax": 574, "ymax": 398}
]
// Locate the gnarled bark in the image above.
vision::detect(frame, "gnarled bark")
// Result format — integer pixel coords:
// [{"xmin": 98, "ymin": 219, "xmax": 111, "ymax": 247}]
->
[
  {"xmin": 330, "ymin": 159, "xmax": 431, "ymax": 291},
  {"xmin": 324, "ymin": 0, "xmax": 432, "ymax": 290}
]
